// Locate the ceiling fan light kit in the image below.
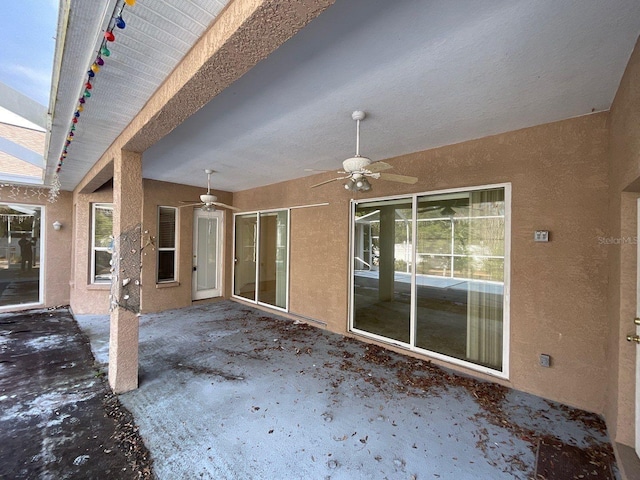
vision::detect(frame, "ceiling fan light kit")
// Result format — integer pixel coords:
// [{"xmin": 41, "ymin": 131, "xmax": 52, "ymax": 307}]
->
[
  {"xmin": 311, "ymin": 110, "xmax": 418, "ymax": 192},
  {"xmin": 179, "ymin": 169, "xmax": 240, "ymax": 211}
]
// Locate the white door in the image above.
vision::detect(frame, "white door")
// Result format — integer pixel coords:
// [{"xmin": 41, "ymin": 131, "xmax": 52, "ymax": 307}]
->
[{"xmin": 192, "ymin": 209, "xmax": 223, "ymax": 300}]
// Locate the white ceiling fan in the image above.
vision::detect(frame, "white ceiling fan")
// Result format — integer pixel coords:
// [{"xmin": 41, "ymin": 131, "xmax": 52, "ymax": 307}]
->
[
  {"xmin": 308, "ymin": 111, "xmax": 418, "ymax": 191},
  {"xmin": 179, "ymin": 169, "xmax": 240, "ymax": 211}
]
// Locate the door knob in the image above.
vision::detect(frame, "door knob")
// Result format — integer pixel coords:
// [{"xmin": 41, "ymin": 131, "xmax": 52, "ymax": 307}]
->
[
  {"xmin": 634, "ymin": 318, "xmax": 640, "ymax": 325},
  {"xmin": 627, "ymin": 334, "xmax": 640, "ymax": 343}
]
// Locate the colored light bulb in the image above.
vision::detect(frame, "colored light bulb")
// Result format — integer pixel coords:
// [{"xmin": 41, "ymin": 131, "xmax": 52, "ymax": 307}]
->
[
  {"xmin": 125, "ymin": 0, "xmax": 135, "ymax": 5},
  {"xmin": 91, "ymin": 63, "xmax": 100, "ymax": 73},
  {"xmin": 83, "ymin": 89, "xmax": 91, "ymax": 98},
  {"xmin": 85, "ymin": 82, "xmax": 92, "ymax": 89},
  {"xmin": 72, "ymin": 118, "xmax": 78, "ymax": 124},
  {"xmin": 104, "ymin": 31, "xmax": 115, "ymax": 42},
  {"xmin": 101, "ymin": 46, "xmax": 111, "ymax": 57},
  {"xmin": 116, "ymin": 16, "xmax": 126, "ymax": 29},
  {"xmin": 87, "ymin": 70, "xmax": 95, "ymax": 78},
  {"xmin": 77, "ymin": 105, "xmax": 83, "ymax": 112},
  {"xmin": 96, "ymin": 56, "xmax": 104, "ymax": 66},
  {"xmin": 79, "ymin": 97, "xmax": 85, "ymax": 104},
  {"xmin": 74, "ymin": 111, "xmax": 80, "ymax": 117}
]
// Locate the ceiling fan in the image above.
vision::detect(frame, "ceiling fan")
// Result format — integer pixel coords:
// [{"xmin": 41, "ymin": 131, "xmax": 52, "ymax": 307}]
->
[
  {"xmin": 308, "ymin": 111, "xmax": 418, "ymax": 191},
  {"xmin": 179, "ymin": 169, "xmax": 239, "ymax": 211}
]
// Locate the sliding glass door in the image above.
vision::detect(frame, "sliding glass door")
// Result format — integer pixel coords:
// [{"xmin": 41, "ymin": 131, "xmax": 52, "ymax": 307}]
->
[
  {"xmin": 234, "ymin": 210, "xmax": 289, "ymax": 310},
  {"xmin": 351, "ymin": 186, "xmax": 508, "ymax": 374}
]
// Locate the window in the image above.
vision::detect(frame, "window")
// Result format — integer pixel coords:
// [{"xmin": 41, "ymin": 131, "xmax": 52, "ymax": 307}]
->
[
  {"xmin": 157, "ymin": 206, "xmax": 177, "ymax": 282},
  {"xmin": 91, "ymin": 203, "xmax": 113, "ymax": 283},
  {"xmin": 351, "ymin": 185, "xmax": 509, "ymax": 375}
]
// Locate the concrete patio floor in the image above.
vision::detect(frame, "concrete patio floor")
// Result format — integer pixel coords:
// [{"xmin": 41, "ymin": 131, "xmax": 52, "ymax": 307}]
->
[{"xmin": 77, "ymin": 300, "xmax": 617, "ymax": 479}]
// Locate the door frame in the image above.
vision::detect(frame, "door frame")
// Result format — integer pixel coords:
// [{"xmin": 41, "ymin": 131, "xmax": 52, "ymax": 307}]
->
[
  {"xmin": 192, "ymin": 209, "xmax": 224, "ymax": 300},
  {"xmin": 636, "ymin": 198, "xmax": 640, "ymax": 457}
]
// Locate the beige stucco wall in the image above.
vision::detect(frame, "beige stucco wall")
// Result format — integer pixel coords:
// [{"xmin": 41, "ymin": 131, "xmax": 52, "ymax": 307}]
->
[
  {"xmin": 44, "ymin": 191, "xmax": 73, "ymax": 307},
  {"xmin": 69, "ymin": 178, "xmax": 234, "ymax": 315},
  {"xmin": 70, "ymin": 187, "xmax": 113, "ymax": 314},
  {"xmin": 605, "ymin": 36, "xmax": 640, "ymax": 447},
  {"xmin": 0, "ymin": 187, "xmax": 72, "ymax": 308},
  {"xmin": 140, "ymin": 179, "xmax": 233, "ymax": 313},
  {"xmin": 233, "ymin": 113, "xmax": 611, "ymax": 414}
]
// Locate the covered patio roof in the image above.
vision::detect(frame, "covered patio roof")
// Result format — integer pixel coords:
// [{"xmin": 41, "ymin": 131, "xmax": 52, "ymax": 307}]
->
[{"xmin": 47, "ymin": 0, "xmax": 640, "ymax": 193}]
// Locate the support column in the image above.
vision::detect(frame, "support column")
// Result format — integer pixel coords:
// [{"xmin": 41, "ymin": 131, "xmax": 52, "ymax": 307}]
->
[
  {"xmin": 108, "ymin": 150, "xmax": 143, "ymax": 393},
  {"xmin": 378, "ymin": 206, "xmax": 396, "ymax": 302}
]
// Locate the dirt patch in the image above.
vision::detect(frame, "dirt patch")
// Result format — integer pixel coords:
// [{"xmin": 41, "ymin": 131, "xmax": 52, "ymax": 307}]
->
[{"xmin": 535, "ymin": 436, "xmax": 614, "ymax": 479}]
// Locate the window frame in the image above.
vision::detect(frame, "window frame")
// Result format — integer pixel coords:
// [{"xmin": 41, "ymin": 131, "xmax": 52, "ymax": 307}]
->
[
  {"xmin": 157, "ymin": 206, "xmax": 178, "ymax": 284},
  {"xmin": 91, "ymin": 203, "xmax": 113, "ymax": 284},
  {"xmin": 349, "ymin": 183, "xmax": 511, "ymax": 379}
]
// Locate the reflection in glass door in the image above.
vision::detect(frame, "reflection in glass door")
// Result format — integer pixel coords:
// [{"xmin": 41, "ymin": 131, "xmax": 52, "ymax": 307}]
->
[
  {"xmin": 353, "ymin": 200, "xmax": 412, "ymax": 343},
  {"xmin": 0, "ymin": 204, "xmax": 42, "ymax": 308},
  {"xmin": 258, "ymin": 211, "xmax": 288, "ymax": 309},
  {"xmin": 351, "ymin": 186, "xmax": 508, "ymax": 373},
  {"xmin": 234, "ymin": 214, "xmax": 257, "ymax": 301},
  {"xmin": 234, "ymin": 210, "xmax": 289, "ymax": 310}
]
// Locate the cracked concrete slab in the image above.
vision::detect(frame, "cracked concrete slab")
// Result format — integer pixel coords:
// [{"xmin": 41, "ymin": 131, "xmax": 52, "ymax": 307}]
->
[{"xmin": 77, "ymin": 300, "xmax": 617, "ymax": 479}]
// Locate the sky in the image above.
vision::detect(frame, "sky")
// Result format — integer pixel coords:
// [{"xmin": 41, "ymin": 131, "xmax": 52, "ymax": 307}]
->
[{"xmin": 0, "ymin": 0, "xmax": 58, "ymax": 107}]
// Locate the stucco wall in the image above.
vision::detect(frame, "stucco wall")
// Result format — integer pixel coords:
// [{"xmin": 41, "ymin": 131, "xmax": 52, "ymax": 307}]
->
[
  {"xmin": 0, "ymin": 188, "xmax": 73, "ymax": 308},
  {"xmin": 45, "ymin": 191, "xmax": 73, "ymax": 307},
  {"xmin": 233, "ymin": 113, "xmax": 610, "ymax": 414},
  {"xmin": 605, "ymin": 36, "xmax": 640, "ymax": 447},
  {"xmin": 70, "ymin": 187, "xmax": 113, "ymax": 314},
  {"xmin": 69, "ymin": 178, "xmax": 234, "ymax": 315},
  {"xmin": 140, "ymin": 179, "xmax": 233, "ymax": 313}
]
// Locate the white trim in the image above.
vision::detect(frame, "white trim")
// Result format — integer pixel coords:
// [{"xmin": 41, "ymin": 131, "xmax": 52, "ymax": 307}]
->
[
  {"xmin": 0, "ymin": 201, "xmax": 44, "ymax": 310},
  {"xmin": 289, "ymin": 202, "xmax": 329, "ymax": 210},
  {"xmin": 409, "ymin": 195, "xmax": 417, "ymax": 348},
  {"xmin": 90, "ymin": 203, "xmax": 113, "ymax": 284},
  {"xmin": 192, "ymin": 209, "xmax": 224, "ymax": 300},
  {"xmin": 349, "ymin": 182, "xmax": 512, "ymax": 378},
  {"xmin": 233, "ymin": 209, "xmax": 290, "ymax": 312}
]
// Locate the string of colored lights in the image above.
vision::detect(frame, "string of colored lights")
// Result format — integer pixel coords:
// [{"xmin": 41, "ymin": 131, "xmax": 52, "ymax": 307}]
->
[{"xmin": 55, "ymin": 0, "xmax": 136, "ymax": 177}]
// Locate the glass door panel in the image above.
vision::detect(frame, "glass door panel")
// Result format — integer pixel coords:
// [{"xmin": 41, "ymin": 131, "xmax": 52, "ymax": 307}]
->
[
  {"xmin": 353, "ymin": 200, "xmax": 412, "ymax": 344},
  {"xmin": 351, "ymin": 187, "xmax": 507, "ymax": 373},
  {"xmin": 258, "ymin": 211, "xmax": 288, "ymax": 309},
  {"xmin": 0, "ymin": 204, "xmax": 41, "ymax": 308},
  {"xmin": 415, "ymin": 189, "xmax": 505, "ymax": 370},
  {"xmin": 234, "ymin": 214, "xmax": 257, "ymax": 300},
  {"xmin": 192, "ymin": 210, "xmax": 222, "ymax": 300}
]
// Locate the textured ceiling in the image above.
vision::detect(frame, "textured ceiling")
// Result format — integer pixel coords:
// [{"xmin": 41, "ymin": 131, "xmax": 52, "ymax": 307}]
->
[{"xmin": 51, "ymin": 0, "xmax": 640, "ymax": 193}]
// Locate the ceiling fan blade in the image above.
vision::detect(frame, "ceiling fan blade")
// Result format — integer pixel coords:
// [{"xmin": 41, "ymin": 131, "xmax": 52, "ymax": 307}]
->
[
  {"xmin": 366, "ymin": 161, "xmax": 393, "ymax": 173},
  {"xmin": 304, "ymin": 168, "xmax": 333, "ymax": 173},
  {"xmin": 212, "ymin": 201, "xmax": 240, "ymax": 211},
  {"xmin": 179, "ymin": 200, "xmax": 201, "ymax": 204},
  {"xmin": 179, "ymin": 202, "xmax": 204, "ymax": 208},
  {"xmin": 378, "ymin": 172, "xmax": 418, "ymax": 184},
  {"xmin": 311, "ymin": 177, "xmax": 342, "ymax": 188}
]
